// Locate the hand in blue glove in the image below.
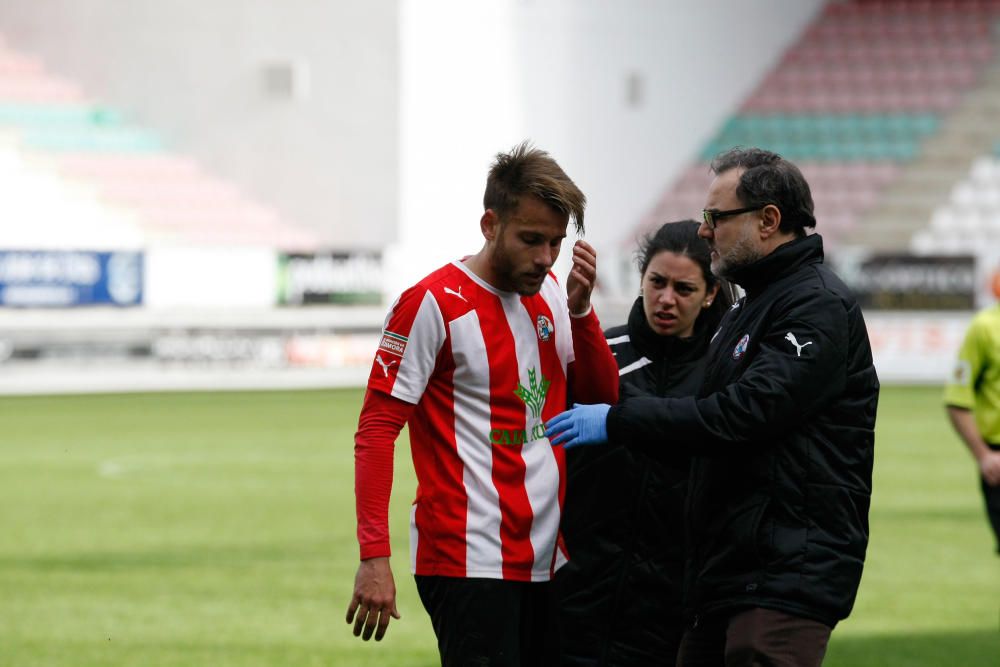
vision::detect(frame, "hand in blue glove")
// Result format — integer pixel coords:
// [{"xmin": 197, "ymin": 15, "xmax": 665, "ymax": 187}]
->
[{"xmin": 545, "ymin": 403, "xmax": 610, "ymax": 449}]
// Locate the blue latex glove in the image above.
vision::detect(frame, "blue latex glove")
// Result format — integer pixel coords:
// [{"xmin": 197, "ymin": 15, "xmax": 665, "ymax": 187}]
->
[{"xmin": 545, "ymin": 403, "xmax": 610, "ymax": 449}]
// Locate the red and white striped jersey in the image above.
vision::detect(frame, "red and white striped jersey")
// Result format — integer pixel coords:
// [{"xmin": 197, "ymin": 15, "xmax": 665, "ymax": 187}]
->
[{"xmin": 367, "ymin": 259, "xmax": 574, "ymax": 581}]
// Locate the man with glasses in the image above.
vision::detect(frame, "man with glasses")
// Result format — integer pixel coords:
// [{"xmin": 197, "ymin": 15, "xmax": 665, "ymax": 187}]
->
[{"xmin": 546, "ymin": 147, "xmax": 880, "ymax": 667}]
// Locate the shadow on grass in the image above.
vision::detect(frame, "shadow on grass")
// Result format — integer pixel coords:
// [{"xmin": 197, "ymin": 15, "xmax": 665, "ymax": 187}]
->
[{"xmin": 826, "ymin": 628, "xmax": 1000, "ymax": 667}]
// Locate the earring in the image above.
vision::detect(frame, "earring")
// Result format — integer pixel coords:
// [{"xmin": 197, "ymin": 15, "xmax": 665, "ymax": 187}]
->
[{"xmin": 704, "ymin": 300, "xmax": 712, "ymax": 307}]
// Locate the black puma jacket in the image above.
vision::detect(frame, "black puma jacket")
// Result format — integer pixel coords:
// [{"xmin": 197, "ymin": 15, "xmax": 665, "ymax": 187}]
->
[
  {"xmin": 558, "ymin": 297, "xmax": 710, "ymax": 665},
  {"xmin": 607, "ymin": 234, "xmax": 880, "ymax": 628}
]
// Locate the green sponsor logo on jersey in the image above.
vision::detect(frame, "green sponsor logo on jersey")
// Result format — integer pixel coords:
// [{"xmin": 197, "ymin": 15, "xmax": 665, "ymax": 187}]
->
[
  {"xmin": 489, "ymin": 423, "xmax": 548, "ymax": 446},
  {"xmin": 488, "ymin": 368, "xmax": 551, "ymax": 446},
  {"xmin": 514, "ymin": 368, "xmax": 550, "ymax": 420}
]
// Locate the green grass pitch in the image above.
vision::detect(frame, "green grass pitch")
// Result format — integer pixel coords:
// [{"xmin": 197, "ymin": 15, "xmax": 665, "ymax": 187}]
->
[{"xmin": 0, "ymin": 386, "xmax": 997, "ymax": 666}]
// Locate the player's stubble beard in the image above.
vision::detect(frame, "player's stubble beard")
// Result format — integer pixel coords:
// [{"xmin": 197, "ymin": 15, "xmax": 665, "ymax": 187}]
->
[{"xmin": 490, "ymin": 228, "xmax": 550, "ymax": 297}]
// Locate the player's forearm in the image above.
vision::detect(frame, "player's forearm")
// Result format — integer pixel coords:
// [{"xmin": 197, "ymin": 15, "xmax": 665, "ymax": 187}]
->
[
  {"xmin": 355, "ymin": 438, "xmax": 393, "ymax": 559},
  {"xmin": 568, "ymin": 308, "xmax": 619, "ymax": 405},
  {"xmin": 354, "ymin": 390, "xmax": 413, "ymax": 559}
]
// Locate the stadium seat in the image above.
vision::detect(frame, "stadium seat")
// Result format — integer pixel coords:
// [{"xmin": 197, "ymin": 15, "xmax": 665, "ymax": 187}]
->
[
  {"xmin": 642, "ymin": 0, "xmax": 1000, "ymax": 251},
  {"xmin": 0, "ymin": 34, "xmax": 321, "ymax": 252}
]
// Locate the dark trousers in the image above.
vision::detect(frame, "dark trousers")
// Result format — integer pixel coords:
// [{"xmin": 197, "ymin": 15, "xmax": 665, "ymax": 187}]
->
[
  {"xmin": 676, "ymin": 607, "xmax": 832, "ymax": 667},
  {"xmin": 983, "ymin": 444, "xmax": 1000, "ymax": 554},
  {"xmin": 415, "ymin": 575, "xmax": 557, "ymax": 667}
]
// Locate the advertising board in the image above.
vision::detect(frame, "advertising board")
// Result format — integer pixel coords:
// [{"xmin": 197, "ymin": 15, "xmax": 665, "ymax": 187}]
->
[{"xmin": 0, "ymin": 250, "xmax": 143, "ymax": 307}]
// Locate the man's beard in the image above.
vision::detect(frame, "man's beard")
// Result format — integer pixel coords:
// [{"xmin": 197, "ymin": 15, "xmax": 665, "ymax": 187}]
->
[
  {"xmin": 711, "ymin": 228, "xmax": 763, "ymax": 281},
  {"xmin": 491, "ymin": 243, "xmax": 546, "ymax": 295}
]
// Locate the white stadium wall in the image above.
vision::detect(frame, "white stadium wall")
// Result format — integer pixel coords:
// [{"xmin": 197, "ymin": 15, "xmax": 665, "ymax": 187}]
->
[{"xmin": 0, "ymin": 0, "xmax": 398, "ymax": 251}]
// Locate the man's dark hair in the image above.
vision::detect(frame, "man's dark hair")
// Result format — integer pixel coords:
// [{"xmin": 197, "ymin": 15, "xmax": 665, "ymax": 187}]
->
[
  {"xmin": 484, "ymin": 141, "xmax": 586, "ymax": 233},
  {"xmin": 636, "ymin": 219, "xmax": 734, "ymax": 333},
  {"xmin": 710, "ymin": 147, "xmax": 816, "ymax": 237}
]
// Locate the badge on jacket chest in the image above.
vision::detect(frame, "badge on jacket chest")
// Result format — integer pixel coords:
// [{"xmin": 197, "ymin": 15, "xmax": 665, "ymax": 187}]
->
[{"xmin": 732, "ymin": 333, "xmax": 750, "ymax": 360}]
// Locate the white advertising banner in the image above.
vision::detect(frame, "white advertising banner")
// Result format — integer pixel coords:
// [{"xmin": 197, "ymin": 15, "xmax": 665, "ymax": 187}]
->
[{"xmin": 864, "ymin": 311, "xmax": 975, "ymax": 384}]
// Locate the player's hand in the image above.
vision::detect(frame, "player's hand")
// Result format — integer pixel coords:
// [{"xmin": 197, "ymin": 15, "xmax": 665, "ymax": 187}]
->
[
  {"xmin": 346, "ymin": 557, "xmax": 400, "ymax": 641},
  {"xmin": 546, "ymin": 403, "xmax": 610, "ymax": 449},
  {"xmin": 566, "ymin": 240, "xmax": 598, "ymax": 316},
  {"xmin": 981, "ymin": 450, "xmax": 1000, "ymax": 486}
]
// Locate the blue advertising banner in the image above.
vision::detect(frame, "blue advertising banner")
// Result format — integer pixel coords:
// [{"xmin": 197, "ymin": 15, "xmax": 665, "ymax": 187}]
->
[{"xmin": 0, "ymin": 250, "xmax": 143, "ymax": 307}]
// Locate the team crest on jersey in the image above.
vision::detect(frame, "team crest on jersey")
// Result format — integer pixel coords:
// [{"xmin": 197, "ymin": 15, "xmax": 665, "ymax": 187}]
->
[
  {"xmin": 536, "ymin": 315, "xmax": 553, "ymax": 341},
  {"xmin": 378, "ymin": 331, "xmax": 407, "ymax": 358},
  {"xmin": 952, "ymin": 359, "xmax": 971, "ymax": 385},
  {"xmin": 732, "ymin": 333, "xmax": 750, "ymax": 360}
]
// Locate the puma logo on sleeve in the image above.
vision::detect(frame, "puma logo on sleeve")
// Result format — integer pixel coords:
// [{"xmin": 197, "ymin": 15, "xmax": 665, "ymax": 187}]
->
[
  {"xmin": 785, "ymin": 332, "xmax": 813, "ymax": 357},
  {"xmin": 375, "ymin": 353, "xmax": 399, "ymax": 376}
]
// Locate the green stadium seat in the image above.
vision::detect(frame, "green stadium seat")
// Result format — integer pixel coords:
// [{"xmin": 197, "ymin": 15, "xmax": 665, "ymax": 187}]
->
[
  {"xmin": 0, "ymin": 103, "xmax": 159, "ymax": 152},
  {"xmin": 0, "ymin": 104, "xmax": 124, "ymax": 128},
  {"xmin": 22, "ymin": 126, "xmax": 163, "ymax": 152},
  {"xmin": 701, "ymin": 112, "xmax": 937, "ymax": 163}
]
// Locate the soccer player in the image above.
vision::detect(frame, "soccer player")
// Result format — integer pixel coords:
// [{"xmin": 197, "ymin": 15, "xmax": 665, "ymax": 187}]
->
[
  {"xmin": 346, "ymin": 142, "xmax": 619, "ymax": 666},
  {"xmin": 944, "ymin": 274, "xmax": 1000, "ymax": 555},
  {"xmin": 547, "ymin": 147, "xmax": 880, "ymax": 667}
]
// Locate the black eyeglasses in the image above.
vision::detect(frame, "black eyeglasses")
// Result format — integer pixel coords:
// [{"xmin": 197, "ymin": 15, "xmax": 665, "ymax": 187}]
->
[{"xmin": 701, "ymin": 206, "xmax": 764, "ymax": 231}]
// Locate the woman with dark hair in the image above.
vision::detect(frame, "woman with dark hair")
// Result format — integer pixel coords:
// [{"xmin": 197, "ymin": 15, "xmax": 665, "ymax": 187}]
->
[{"xmin": 555, "ymin": 220, "xmax": 734, "ymax": 666}]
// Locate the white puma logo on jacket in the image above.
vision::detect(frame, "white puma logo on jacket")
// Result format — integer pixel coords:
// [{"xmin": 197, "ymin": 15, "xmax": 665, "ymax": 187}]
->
[{"xmin": 785, "ymin": 332, "xmax": 813, "ymax": 357}]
